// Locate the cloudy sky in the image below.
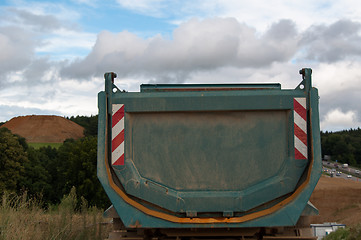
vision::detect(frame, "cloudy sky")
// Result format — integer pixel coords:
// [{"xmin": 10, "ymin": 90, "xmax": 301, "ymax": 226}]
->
[{"xmin": 1, "ymin": 0, "xmax": 361, "ymax": 131}]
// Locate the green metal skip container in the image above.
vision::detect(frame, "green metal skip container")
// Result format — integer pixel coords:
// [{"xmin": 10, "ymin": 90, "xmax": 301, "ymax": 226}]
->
[{"xmin": 97, "ymin": 68, "xmax": 321, "ymax": 239}]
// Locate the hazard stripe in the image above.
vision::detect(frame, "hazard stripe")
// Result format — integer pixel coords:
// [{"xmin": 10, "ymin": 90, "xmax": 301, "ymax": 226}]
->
[
  {"xmin": 294, "ymin": 98, "xmax": 307, "ymax": 159},
  {"xmin": 112, "ymin": 104, "xmax": 124, "ymax": 166},
  {"xmin": 294, "ymin": 99, "xmax": 307, "ymax": 120},
  {"xmin": 295, "ymin": 135, "xmax": 307, "ymax": 157},
  {"xmin": 294, "ymin": 148, "xmax": 306, "ymax": 160},
  {"xmin": 112, "ymin": 142, "xmax": 124, "ymax": 164},
  {"xmin": 112, "ymin": 129, "xmax": 124, "ymax": 152},
  {"xmin": 113, "ymin": 154, "xmax": 125, "ymax": 166},
  {"xmin": 294, "ymin": 111, "xmax": 307, "ymax": 133},
  {"xmin": 112, "ymin": 105, "xmax": 124, "ymax": 128},
  {"xmin": 294, "ymin": 123, "xmax": 307, "ymax": 146},
  {"xmin": 112, "ymin": 118, "xmax": 124, "ymax": 140}
]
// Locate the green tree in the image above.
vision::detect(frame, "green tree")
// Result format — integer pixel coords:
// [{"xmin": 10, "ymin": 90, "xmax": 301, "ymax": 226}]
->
[
  {"xmin": 19, "ymin": 147, "xmax": 54, "ymax": 203},
  {"xmin": 57, "ymin": 136, "xmax": 110, "ymax": 208},
  {"xmin": 36, "ymin": 146, "xmax": 60, "ymax": 203},
  {"xmin": 0, "ymin": 127, "xmax": 28, "ymax": 194},
  {"xmin": 69, "ymin": 115, "xmax": 98, "ymax": 136},
  {"xmin": 321, "ymin": 128, "xmax": 361, "ymax": 167}
]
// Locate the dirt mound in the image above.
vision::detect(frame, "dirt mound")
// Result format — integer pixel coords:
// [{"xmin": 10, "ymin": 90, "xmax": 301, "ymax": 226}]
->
[
  {"xmin": 1, "ymin": 115, "xmax": 84, "ymax": 143},
  {"xmin": 310, "ymin": 175, "xmax": 361, "ymax": 226}
]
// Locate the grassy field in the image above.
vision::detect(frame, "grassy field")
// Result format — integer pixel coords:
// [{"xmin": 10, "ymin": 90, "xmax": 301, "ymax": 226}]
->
[
  {"xmin": 0, "ymin": 188, "xmax": 112, "ymax": 240},
  {"xmin": 28, "ymin": 142, "xmax": 63, "ymax": 149}
]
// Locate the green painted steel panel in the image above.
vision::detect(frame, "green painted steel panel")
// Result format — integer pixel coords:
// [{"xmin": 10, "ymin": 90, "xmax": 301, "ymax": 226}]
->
[
  {"xmin": 140, "ymin": 83, "xmax": 281, "ymax": 92},
  {"xmin": 130, "ymin": 110, "xmax": 288, "ymax": 191},
  {"xmin": 111, "ymin": 91, "xmax": 300, "ymax": 112},
  {"xmin": 97, "ymin": 68, "xmax": 322, "ymax": 228}
]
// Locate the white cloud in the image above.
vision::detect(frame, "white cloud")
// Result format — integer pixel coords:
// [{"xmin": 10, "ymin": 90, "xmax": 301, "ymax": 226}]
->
[
  {"xmin": 313, "ymin": 61, "xmax": 361, "ymax": 96},
  {"xmin": 321, "ymin": 109, "xmax": 361, "ymax": 131},
  {"xmin": 0, "ymin": 70, "xmax": 102, "ymax": 122},
  {"xmin": 114, "ymin": 0, "xmax": 361, "ymax": 33},
  {"xmin": 3, "ymin": 1, "xmax": 82, "ymax": 25},
  {"xmin": 0, "ymin": 26, "xmax": 36, "ymax": 83},
  {"xmin": 115, "ymin": 0, "xmax": 166, "ymax": 17},
  {"xmin": 60, "ymin": 18, "xmax": 299, "ymax": 80},
  {"xmin": 184, "ymin": 62, "xmax": 301, "ymax": 89},
  {"xmin": 0, "ymin": 3, "xmax": 96, "ymax": 88},
  {"xmin": 59, "ymin": 17, "xmax": 361, "ymax": 85},
  {"xmin": 0, "ymin": 104, "xmax": 63, "ymax": 122},
  {"xmin": 1, "ymin": 0, "xmax": 361, "ymax": 133},
  {"xmin": 311, "ymin": 61, "xmax": 361, "ymax": 128},
  {"xmin": 299, "ymin": 20, "xmax": 361, "ymax": 62},
  {"xmin": 36, "ymin": 28, "xmax": 96, "ymax": 60}
]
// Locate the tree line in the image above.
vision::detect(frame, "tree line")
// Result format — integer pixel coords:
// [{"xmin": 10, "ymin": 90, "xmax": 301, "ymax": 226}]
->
[
  {"xmin": 321, "ymin": 128, "xmax": 361, "ymax": 167},
  {"xmin": 1, "ymin": 114, "xmax": 361, "ymax": 209},
  {"xmin": 0, "ymin": 115, "xmax": 110, "ymax": 209}
]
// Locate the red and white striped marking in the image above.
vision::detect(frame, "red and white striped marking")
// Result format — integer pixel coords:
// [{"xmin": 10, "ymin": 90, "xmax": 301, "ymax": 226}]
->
[
  {"xmin": 112, "ymin": 104, "xmax": 125, "ymax": 166},
  {"xmin": 294, "ymin": 98, "xmax": 307, "ymax": 159}
]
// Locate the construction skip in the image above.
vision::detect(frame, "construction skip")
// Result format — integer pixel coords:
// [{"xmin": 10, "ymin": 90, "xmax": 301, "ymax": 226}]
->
[{"xmin": 97, "ymin": 68, "xmax": 322, "ymax": 239}]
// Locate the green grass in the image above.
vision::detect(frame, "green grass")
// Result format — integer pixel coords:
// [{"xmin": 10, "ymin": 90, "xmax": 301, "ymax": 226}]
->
[
  {"xmin": 323, "ymin": 225, "xmax": 361, "ymax": 240},
  {"xmin": 28, "ymin": 142, "xmax": 63, "ymax": 149}
]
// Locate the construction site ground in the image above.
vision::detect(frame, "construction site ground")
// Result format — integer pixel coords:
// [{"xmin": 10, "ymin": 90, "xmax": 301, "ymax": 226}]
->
[
  {"xmin": 310, "ymin": 175, "xmax": 361, "ymax": 226},
  {"xmin": 1, "ymin": 115, "xmax": 84, "ymax": 143}
]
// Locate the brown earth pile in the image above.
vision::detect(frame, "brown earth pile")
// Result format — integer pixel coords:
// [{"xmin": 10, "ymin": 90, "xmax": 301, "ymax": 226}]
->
[
  {"xmin": 1, "ymin": 115, "xmax": 84, "ymax": 143},
  {"xmin": 310, "ymin": 175, "xmax": 361, "ymax": 226}
]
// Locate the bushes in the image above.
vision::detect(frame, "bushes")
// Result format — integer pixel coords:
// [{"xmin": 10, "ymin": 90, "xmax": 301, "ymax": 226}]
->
[{"xmin": 323, "ymin": 225, "xmax": 361, "ymax": 240}]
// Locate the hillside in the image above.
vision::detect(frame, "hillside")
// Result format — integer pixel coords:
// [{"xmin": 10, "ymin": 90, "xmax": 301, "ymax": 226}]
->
[
  {"xmin": 321, "ymin": 129, "xmax": 361, "ymax": 168},
  {"xmin": 310, "ymin": 175, "xmax": 361, "ymax": 226},
  {"xmin": 1, "ymin": 115, "xmax": 84, "ymax": 143}
]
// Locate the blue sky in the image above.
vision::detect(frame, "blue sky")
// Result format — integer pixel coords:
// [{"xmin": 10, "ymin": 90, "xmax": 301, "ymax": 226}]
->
[{"xmin": 1, "ymin": 0, "xmax": 361, "ymax": 131}]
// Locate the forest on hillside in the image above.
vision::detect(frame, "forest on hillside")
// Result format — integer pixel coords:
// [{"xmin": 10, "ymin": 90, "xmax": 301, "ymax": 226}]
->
[
  {"xmin": 0, "ymin": 115, "xmax": 110, "ymax": 209},
  {"xmin": 1, "ymin": 114, "xmax": 361, "ymax": 209},
  {"xmin": 321, "ymin": 128, "xmax": 361, "ymax": 167}
]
